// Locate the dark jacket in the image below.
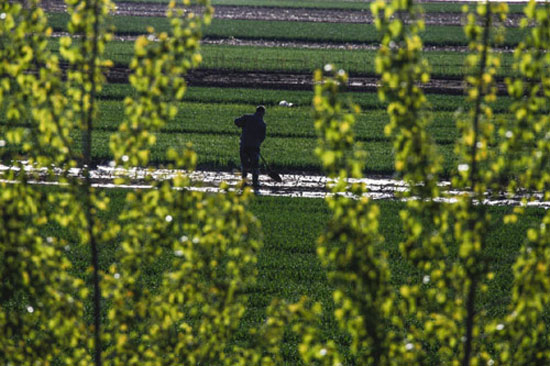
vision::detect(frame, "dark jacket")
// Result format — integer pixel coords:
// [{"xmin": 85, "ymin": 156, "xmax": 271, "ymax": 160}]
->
[{"xmin": 234, "ymin": 112, "xmax": 266, "ymax": 149}]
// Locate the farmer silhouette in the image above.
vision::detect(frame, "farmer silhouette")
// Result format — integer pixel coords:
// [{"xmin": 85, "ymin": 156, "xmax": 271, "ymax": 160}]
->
[{"xmin": 234, "ymin": 105, "xmax": 266, "ymax": 189}]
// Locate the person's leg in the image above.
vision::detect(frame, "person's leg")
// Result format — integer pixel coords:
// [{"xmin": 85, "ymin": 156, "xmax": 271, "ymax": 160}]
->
[
  {"xmin": 251, "ymin": 148, "xmax": 260, "ymax": 188},
  {"xmin": 240, "ymin": 147, "xmax": 249, "ymax": 180}
]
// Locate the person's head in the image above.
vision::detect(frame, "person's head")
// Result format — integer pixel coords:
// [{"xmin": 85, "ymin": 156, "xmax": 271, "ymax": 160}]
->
[{"xmin": 256, "ymin": 105, "xmax": 266, "ymax": 117}]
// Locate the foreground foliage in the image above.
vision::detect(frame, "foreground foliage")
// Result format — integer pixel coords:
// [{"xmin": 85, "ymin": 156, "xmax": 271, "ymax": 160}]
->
[
  {"xmin": 2, "ymin": 0, "xmax": 550, "ymax": 365},
  {"xmin": 300, "ymin": 0, "xmax": 550, "ymax": 365},
  {"xmin": 1, "ymin": 0, "xmax": 285, "ymax": 365}
]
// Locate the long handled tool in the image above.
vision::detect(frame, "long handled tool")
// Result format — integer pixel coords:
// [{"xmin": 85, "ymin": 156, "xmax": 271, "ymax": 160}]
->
[{"xmin": 260, "ymin": 153, "xmax": 282, "ymax": 183}]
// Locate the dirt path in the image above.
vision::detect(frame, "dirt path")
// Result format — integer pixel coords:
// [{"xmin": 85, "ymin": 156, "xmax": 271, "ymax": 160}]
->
[
  {"xmin": 185, "ymin": 69, "xmax": 472, "ymax": 94},
  {"xmin": 55, "ymin": 30, "xmax": 513, "ymax": 53},
  {"xmin": 41, "ymin": 0, "xmax": 525, "ymax": 27},
  {"xmin": 87, "ymin": 65, "xmax": 489, "ymax": 95},
  {"xmin": 2, "ymin": 163, "xmax": 548, "ymax": 207}
]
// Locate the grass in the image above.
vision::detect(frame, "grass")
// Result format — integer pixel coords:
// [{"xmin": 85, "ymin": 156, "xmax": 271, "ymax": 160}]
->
[
  {"xmin": 41, "ymin": 189, "xmax": 548, "ymax": 364},
  {"xmin": 73, "ymin": 128, "xmax": 408, "ymax": 174},
  {"xmin": 0, "ymin": 119, "xmax": 443, "ymax": 175},
  {"xmin": 47, "ymin": 13, "xmax": 530, "ymax": 48}
]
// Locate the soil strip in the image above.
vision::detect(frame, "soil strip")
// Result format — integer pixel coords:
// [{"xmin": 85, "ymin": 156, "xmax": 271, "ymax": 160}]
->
[
  {"xmin": 1, "ymin": 163, "xmax": 548, "ymax": 207},
  {"xmin": 90, "ymin": 65, "xmax": 488, "ymax": 95}
]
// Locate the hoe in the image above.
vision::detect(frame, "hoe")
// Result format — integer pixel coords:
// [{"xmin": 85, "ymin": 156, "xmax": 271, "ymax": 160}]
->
[{"xmin": 260, "ymin": 153, "xmax": 282, "ymax": 183}]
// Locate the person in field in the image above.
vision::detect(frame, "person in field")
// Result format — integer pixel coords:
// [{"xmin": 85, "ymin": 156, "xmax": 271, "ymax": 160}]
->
[{"xmin": 234, "ymin": 105, "xmax": 266, "ymax": 189}]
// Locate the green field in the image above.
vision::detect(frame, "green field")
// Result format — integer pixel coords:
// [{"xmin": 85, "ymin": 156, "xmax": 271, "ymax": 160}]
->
[
  {"xmin": 42, "ymin": 189, "xmax": 546, "ymax": 364},
  {"xmin": 46, "ymin": 7, "xmax": 525, "ymax": 82},
  {"xmin": 47, "ymin": 13, "xmax": 530, "ymax": 48},
  {"xmin": 3, "ymin": 84, "xmax": 527, "ymax": 175},
  {"xmin": 46, "ymin": 39, "xmax": 518, "ymax": 79},
  {"xmin": 35, "ymin": 1, "xmax": 538, "ymax": 177}
]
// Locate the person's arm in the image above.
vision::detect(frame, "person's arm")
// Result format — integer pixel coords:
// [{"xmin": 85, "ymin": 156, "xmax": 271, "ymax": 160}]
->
[
  {"xmin": 259, "ymin": 123, "xmax": 266, "ymax": 144},
  {"xmin": 234, "ymin": 115, "xmax": 246, "ymax": 128}
]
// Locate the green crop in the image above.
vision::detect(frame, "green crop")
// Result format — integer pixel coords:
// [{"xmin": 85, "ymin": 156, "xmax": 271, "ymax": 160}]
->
[
  {"xmin": 6, "ymin": 97, "xmax": 520, "ymax": 174},
  {"xmin": 48, "ymin": 34, "xmax": 520, "ymax": 79},
  {"xmin": 47, "ymin": 13, "xmax": 531, "ymax": 48},
  {"xmin": 95, "ymin": 101, "xmax": 463, "ymax": 142},
  {"xmin": 300, "ymin": 0, "xmax": 550, "ymax": 365},
  {"xmin": 112, "ymin": 0, "xmax": 375, "ymax": 10},
  {"xmin": 98, "ymin": 84, "xmax": 525, "ymax": 113},
  {"xmin": 24, "ymin": 189, "xmax": 550, "ymax": 365},
  {"xmin": 198, "ymin": 45, "xmax": 517, "ymax": 78}
]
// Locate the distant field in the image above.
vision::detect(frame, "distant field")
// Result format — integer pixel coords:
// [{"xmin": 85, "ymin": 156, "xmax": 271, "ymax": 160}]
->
[
  {"xmin": 38, "ymin": 126, "xmax": 426, "ymax": 174},
  {"xmin": 47, "ymin": 13, "xmax": 530, "ymax": 48},
  {"xmin": 117, "ymin": 0, "xmax": 532, "ymax": 13},
  {"xmin": 46, "ymin": 39, "xmax": 518, "ymax": 79},
  {"xmin": 38, "ymin": 3, "xmax": 535, "ymax": 174}
]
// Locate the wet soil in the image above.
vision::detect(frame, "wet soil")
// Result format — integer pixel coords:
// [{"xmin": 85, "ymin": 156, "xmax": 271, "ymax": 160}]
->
[
  {"xmin": 2, "ymin": 163, "xmax": 548, "ymax": 207},
  {"xmin": 51, "ymin": 61, "xmax": 497, "ymax": 95},
  {"xmin": 184, "ymin": 69, "xmax": 473, "ymax": 95},
  {"xmin": 41, "ymin": 0, "xmax": 526, "ymax": 27}
]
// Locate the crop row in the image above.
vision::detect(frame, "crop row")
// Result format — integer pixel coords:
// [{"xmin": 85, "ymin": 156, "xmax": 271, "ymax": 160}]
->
[
  {"xmin": 95, "ymin": 101, "xmax": 465, "ymax": 143},
  {"xmin": 110, "ymin": 0, "xmax": 531, "ymax": 14},
  {"xmin": 43, "ymin": 190, "xmax": 545, "ymax": 364},
  {"xmin": 197, "ymin": 46, "xmax": 517, "ymax": 79},
  {"xmin": 46, "ymin": 38, "xmax": 522, "ymax": 80},
  {"xmin": 47, "ymin": 13, "xmax": 530, "ymax": 48},
  {"xmin": 99, "ymin": 85, "xmax": 524, "ymax": 114}
]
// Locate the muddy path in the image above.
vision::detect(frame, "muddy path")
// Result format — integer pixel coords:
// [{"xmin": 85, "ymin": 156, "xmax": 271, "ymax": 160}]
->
[
  {"xmin": 185, "ymin": 69, "xmax": 473, "ymax": 95},
  {"xmin": 81, "ymin": 64, "xmax": 492, "ymax": 95},
  {"xmin": 2, "ymin": 163, "xmax": 548, "ymax": 207},
  {"xmin": 40, "ymin": 0, "xmax": 525, "ymax": 27},
  {"xmin": 202, "ymin": 36, "xmax": 521, "ymax": 54},
  {"xmin": 55, "ymin": 30, "xmax": 513, "ymax": 53}
]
